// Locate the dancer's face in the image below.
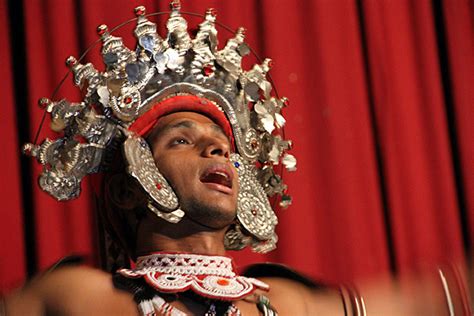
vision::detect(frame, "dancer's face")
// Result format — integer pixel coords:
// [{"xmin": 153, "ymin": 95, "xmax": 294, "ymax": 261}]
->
[{"xmin": 148, "ymin": 112, "xmax": 239, "ymax": 229}]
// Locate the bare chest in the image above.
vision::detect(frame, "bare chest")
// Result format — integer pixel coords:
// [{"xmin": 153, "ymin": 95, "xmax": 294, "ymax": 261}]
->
[{"xmin": 135, "ymin": 294, "xmax": 267, "ymax": 316}]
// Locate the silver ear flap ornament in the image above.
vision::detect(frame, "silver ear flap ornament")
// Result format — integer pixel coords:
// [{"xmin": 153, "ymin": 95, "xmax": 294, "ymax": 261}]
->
[
  {"xmin": 224, "ymin": 153, "xmax": 278, "ymax": 252},
  {"xmin": 123, "ymin": 134, "xmax": 184, "ymax": 223},
  {"xmin": 234, "ymin": 155, "xmax": 278, "ymax": 241},
  {"xmin": 24, "ymin": 2, "xmax": 296, "ymax": 253},
  {"xmin": 147, "ymin": 203, "xmax": 185, "ymax": 224}
]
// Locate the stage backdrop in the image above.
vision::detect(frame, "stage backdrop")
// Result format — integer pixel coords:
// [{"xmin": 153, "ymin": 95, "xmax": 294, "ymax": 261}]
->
[{"xmin": 1, "ymin": 0, "xmax": 473, "ymax": 292}]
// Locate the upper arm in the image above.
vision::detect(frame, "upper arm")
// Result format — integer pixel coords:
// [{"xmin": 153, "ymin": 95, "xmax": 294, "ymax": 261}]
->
[
  {"xmin": 243, "ymin": 263, "xmax": 345, "ymax": 315},
  {"xmin": 5, "ymin": 266, "xmax": 139, "ymax": 316},
  {"xmin": 259, "ymin": 277, "xmax": 345, "ymax": 316}
]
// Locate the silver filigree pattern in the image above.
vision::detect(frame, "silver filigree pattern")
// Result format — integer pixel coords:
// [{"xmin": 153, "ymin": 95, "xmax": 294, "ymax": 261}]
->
[
  {"xmin": 123, "ymin": 135, "xmax": 179, "ymax": 212},
  {"xmin": 231, "ymin": 153, "xmax": 278, "ymax": 247},
  {"xmin": 147, "ymin": 203, "xmax": 184, "ymax": 224}
]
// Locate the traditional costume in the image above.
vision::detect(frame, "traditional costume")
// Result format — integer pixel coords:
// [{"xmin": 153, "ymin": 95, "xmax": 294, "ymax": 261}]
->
[
  {"xmin": 23, "ymin": 1, "xmax": 300, "ymax": 314},
  {"xmin": 19, "ymin": 2, "xmax": 474, "ymax": 315}
]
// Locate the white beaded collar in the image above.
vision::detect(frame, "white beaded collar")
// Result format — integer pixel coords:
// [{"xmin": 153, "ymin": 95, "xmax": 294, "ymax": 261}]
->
[{"xmin": 118, "ymin": 253, "xmax": 269, "ymax": 301}]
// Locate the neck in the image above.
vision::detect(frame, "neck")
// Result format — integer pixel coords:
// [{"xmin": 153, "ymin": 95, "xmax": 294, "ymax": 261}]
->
[{"xmin": 135, "ymin": 213, "xmax": 228, "ymax": 256}]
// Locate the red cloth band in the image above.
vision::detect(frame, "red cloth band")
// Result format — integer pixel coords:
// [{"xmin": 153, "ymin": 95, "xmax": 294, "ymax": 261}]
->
[{"xmin": 128, "ymin": 95, "xmax": 234, "ymax": 148}]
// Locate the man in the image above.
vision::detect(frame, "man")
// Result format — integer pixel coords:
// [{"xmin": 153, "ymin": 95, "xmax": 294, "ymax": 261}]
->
[
  {"xmin": 7, "ymin": 2, "xmax": 345, "ymax": 314},
  {"xmin": 7, "ymin": 111, "xmax": 462, "ymax": 315},
  {"xmin": 4, "ymin": 2, "xmax": 468, "ymax": 315},
  {"xmin": 7, "ymin": 109, "xmax": 346, "ymax": 315}
]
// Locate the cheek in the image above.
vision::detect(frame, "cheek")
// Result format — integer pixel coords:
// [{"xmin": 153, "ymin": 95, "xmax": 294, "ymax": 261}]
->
[
  {"xmin": 155, "ymin": 156, "xmax": 195, "ymax": 192},
  {"xmin": 155, "ymin": 156, "xmax": 178, "ymax": 184}
]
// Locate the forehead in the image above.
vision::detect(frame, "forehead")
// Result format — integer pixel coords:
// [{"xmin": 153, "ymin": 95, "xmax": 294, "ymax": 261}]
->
[
  {"xmin": 148, "ymin": 111, "xmax": 229, "ymax": 140},
  {"xmin": 156, "ymin": 111, "xmax": 215, "ymax": 126}
]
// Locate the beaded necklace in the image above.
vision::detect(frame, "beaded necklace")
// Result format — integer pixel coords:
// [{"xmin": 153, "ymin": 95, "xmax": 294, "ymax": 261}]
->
[
  {"xmin": 118, "ymin": 253, "xmax": 269, "ymax": 300},
  {"xmin": 116, "ymin": 253, "xmax": 277, "ymax": 315}
]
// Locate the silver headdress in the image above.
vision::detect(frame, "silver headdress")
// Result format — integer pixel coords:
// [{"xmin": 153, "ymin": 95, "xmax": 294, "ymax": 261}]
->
[{"xmin": 23, "ymin": 1, "xmax": 296, "ymax": 253}]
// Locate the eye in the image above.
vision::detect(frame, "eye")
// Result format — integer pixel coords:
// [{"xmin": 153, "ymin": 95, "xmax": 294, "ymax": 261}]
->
[{"xmin": 170, "ymin": 138, "xmax": 190, "ymax": 146}]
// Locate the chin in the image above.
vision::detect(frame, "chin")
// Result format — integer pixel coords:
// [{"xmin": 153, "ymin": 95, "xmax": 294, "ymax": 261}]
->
[{"xmin": 181, "ymin": 197, "xmax": 236, "ymax": 229}]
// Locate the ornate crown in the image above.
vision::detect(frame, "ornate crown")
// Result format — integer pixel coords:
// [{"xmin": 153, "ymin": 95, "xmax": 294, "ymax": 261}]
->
[{"xmin": 23, "ymin": 1, "xmax": 296, "ymax": 253}]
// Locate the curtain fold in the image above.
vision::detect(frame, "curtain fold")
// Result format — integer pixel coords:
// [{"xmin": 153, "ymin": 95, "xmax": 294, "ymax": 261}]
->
[
  {"xmin": 441, "ymin": 0, "xmax": 474, "ymax": 249},
  {"xmin": 1, "ymin": 0, "xmax": 472, "ymax": 291},
  {"xmin": 0, "ymin": 0, "xmax": 27, "ymax": 291},
  {"xmin": 360, "ymin": 0, "xmax": 466, "ymax": 272}
]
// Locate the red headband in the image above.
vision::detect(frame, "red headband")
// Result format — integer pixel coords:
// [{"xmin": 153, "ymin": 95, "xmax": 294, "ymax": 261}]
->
[{"xmin": 129, "ymin": 95, "xmax": 235, "ymax": 148}]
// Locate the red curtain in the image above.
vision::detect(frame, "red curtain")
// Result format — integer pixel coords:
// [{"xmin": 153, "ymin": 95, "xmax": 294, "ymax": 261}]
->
[{"xmin": 1, "ymin": 0, "xmax": 472, "ymax": 292}]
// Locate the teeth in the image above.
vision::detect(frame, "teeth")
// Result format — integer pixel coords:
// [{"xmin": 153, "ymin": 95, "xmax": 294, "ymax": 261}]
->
[
  {"xmin": 214, "ymin": 171, "xmax": 228, "ymax": 179},
  {"xmin": 200, "ymin": 169, "xmax": 232, "ymax": 189}
]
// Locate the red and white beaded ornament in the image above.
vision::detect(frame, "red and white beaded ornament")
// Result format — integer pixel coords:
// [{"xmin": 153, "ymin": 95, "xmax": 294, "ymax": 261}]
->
[{"xmin": 119, "ymin": 253, "xmax": 269, "ymax": 300}]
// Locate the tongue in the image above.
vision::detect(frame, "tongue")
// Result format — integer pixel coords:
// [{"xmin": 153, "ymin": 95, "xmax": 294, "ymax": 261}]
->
[{"xmin": 201, "ymin": 173, "xmax": 230, "ymax": 188}]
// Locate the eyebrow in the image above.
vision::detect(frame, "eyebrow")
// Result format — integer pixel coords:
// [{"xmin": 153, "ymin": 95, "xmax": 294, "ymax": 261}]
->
[
  {"xmin": 152, "ymin": 119, "xmax": 228, "ymax": 140},
  {"xmin": 166, "ymin": 120, "xmax": 195, "ymax": 131}
]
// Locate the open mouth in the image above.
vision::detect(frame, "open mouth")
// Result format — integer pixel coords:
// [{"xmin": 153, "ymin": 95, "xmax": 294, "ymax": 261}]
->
[{"xmin": 200, "ymin": 165, "xmax": 233, "ymax": 192}]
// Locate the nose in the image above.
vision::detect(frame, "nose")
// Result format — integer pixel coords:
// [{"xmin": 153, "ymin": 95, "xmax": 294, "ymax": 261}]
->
[{"xmin": 202, "ymin": 137, "xmax": 230, "ymax": 159}]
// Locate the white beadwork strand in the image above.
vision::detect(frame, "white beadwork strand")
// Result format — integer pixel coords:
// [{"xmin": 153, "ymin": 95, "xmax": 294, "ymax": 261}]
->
[
  {"xmin": 119, "ymin": 253, "xmax": 269, "ymax": 300},
  {"xmin": 138, "ymin": 294, "xmax": 242, "ymax": 316}
]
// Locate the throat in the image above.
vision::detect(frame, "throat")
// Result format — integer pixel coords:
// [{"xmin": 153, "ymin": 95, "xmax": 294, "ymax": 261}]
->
[{"xmin": 136, "ymin": 216, "xmax": 229, "ymax": 256}]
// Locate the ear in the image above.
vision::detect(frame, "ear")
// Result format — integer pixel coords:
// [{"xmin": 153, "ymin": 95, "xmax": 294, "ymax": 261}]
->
[{"xmin": 105, "ymin": 173, "xmax": 147, "ymax": 210}]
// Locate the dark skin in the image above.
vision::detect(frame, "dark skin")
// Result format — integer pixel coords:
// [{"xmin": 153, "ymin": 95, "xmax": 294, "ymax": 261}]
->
[
  {"xmin": 135, "ymin": 112, "xmax": 328, "ymax": 314},
  {"xmin": 136, "ymin": 112, "xmax": 239, "ymax": 257},
  {"xmin": 133, "ymin": 112, "xmax": 343, "ymax": 314},
  {"xmin": 5, "ymin": 112, "xmax": 448, "ymax": 315},
  {"xmin": 5, "ymin": 112, "xmax": 340, "ymax": 315}
]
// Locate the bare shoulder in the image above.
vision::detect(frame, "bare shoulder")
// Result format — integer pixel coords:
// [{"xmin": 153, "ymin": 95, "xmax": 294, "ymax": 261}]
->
[
  {"xmin": 259, "ymin": 277, "xmax": 345, "ymax": 315},
  {"xmin": 242, "ymin": 264, "xmax": 345, "ymax": 315},
  {"xmin": 5, "ymin": 266, "xmax": 138, "ymax": 316}
]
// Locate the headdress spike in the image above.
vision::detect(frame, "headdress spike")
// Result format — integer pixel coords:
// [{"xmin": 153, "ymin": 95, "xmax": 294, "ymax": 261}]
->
[
  {"xmin": 134, "ymin": 5, "xmax": 146, "ymax": 17},
  {"xmin": 193, "ymin": 7, "xmax": 218, "ymax": 53},
  {"xmin": 22, "ymin": 143, "xmax": 35, "ymax": 156},
  {"xmin": 206, "ymin": 8, "xmax": 217, "ymax": 18},
  {"xmin": 215, "ymin": 27, "xmax": 248, "ymax": 77},
  {"xmin": 134, "ymin": 6, "xmax": 162, "ymax": 53},
  {"xmin": 263, "ymin": 58, "xmax": 273, "ymax": 71},
  {"xmin": 38, "ymin": 97, "xmax": 50, "ymax": 109},
  {"xmin": 166, "ymin": 0, "xmax": 191, "ymax": 53},
  {"xmin": 97, "ymin": 24, "xmax": 109, "ymax": 37},
  {"xmin": 65, "ymin": 55, "xmax": 99, "ymax": 88},
  {"xmin": 170, "ymin": 0, "xmax": 181, "ymax": 11},
  {"xmin": 65, "ymin": 56, "xmax": 78, "ymax": 68},
  {"xmin": 237, "ymin": 27, "xmax": 246, "ymax": 37},
  {"xmin": 96, "ymin": 24, "xmax": 134, "ymax": 69}
]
